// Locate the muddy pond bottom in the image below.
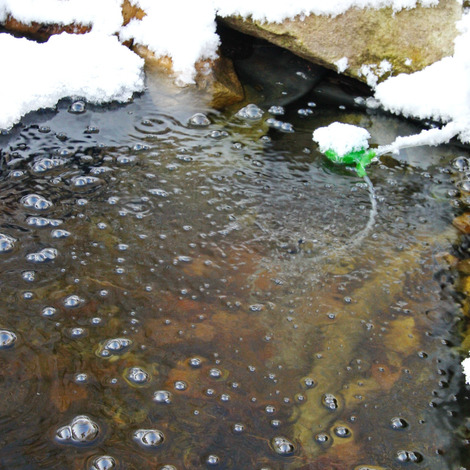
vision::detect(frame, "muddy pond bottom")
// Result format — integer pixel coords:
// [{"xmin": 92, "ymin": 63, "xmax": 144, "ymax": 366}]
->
[{"xmin": 0, "ymin": 81, "xmax": 469, "ymax": 469}]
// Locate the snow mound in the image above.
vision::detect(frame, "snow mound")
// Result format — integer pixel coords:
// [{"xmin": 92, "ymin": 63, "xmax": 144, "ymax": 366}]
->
[
  {"xmin": 120, "ymin": 1, "xmax": 220, "ymax": 85},
  {"xmin": 375, "ymin": 11, "xmax": 470, "ymax": 144},
  {"xmin": 0, "ymin": 32, "xmax": 144, "ymax": 130},
  {"xmin": 216, "ymin": 0, "xmax": 439, "ymax": 22},
  {"xmin": 0, "ymin": 0, "xmax": 123, "ymax": 34},
  {"xmin": 313, "ymin": 122, "xmax": 371, "ymax": 156}
]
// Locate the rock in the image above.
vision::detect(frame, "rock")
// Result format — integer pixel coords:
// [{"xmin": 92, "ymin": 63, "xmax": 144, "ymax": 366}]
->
[
  {"xmin": 453, "ymin": 213, "xmax": 470, "ymax": 234},
  {"xmin": 197, "ymin": 53, "xmax": 245, "ymax": 109},
  {"xmin": 457, "ymin": 258, "xmax": 470, "ymax": 275},
  {"xmin": 1, "ymin": 0, "xmax": 141, "ymax": 40},
  {"xmin": 220, "ymin": 0, "xmax": 461, "ymax": 86},
  {"xmin": 1, "ymin": 15, "xmax": 90, "ymax": 41},
  {"xmin": 0, "ymin": 0, "xmax": 243, "ymax": 110},
  {"xmin": 121, "ymin": 0, "xmax": 146, "ymax": 26},
  {"xmin": 133, "ymin": 44, "xmax": 244, "ymax": 109},
  {"xmin": 233, "ymin": 42, "xmax": 326, "ymax": 106},
  {"xmin": 460, "ymin": 276, "xmax": 470, "ymax": 296}
]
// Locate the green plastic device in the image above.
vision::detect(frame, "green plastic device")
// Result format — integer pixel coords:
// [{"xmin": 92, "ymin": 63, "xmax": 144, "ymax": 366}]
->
[{"xmin": 323, "ymin": 148, "xmax": 376, "ymax": 177}]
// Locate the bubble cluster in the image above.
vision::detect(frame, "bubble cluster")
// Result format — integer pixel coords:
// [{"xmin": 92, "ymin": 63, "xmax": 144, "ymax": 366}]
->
[
  {"xmin": 206, "ymin": 454, "xmax": 220, "ymax": 465},
  {"xmin": 32, "ymin": 158, "xmax": 65, "ymax": 173},
  {"xmin": 89, "ymin": 455, "xmax": 116, "ymax": 470},
  {"xmin": 26, "ymin": 248, "xmax": 58, "ymax": 263},
  {"xmin": 209, "ymin": 130, "xmax": 229, "ymax": 139},
  {"xmin": 27, "ymin": 216, "xmax": 62, "ymax": 227},
  {"xmin": 21, "ymin": 194, "xmax": 53, "ymax": 210},
  {"xmin": 0, "ymin": 233, "xmax": 16, "ymax": 253},
  {"xmin": 189, "ymin": 357, "xmax": 202, "ymax": 368},
  {"xmin": 297, "ymin": 108, "xmax": 313, "ymax": 117},
  {"xmin": 236, "ymin": 104, "xmax": 263, "ymax": 120},
  {"xmin": 0, "ymin": 329, "xmax": 17, "ymax": 349},
  {"xmin": 55, "ymin": 415, "xmax": 100, "ymax": 445},
  {"xmin": 153, "ymin": 390, "xmax": 172, "ymax": 404},
  {"xmin": 42, "ymin": 306, "xmax": 57, "ymax": 317},
  {"xmin": 72, "ymin": 176, "xmax": 101, "ymax": 188},
  {"xmin": 22, "ymin": 271, "xmax": 35, "ymax": 282},
  {"xmin": 75, "ymin": 373, "xmax": 88, "ymax": 383},
  {"xmin": 322, "ymin": 393, "xmax": 339, "ymax": 410},
  {"xmin": 133, "ymin": 429, "xmax": 165, "ymax": 448},
  {"xmin": 314, "ymin": 433, "xmax": 330, "ymax": 444},
  {"xmin": 69, "ymin": 327, "xmax": 86, "ymax": 338},
  {"xmin": 266, "ymin": 118, "xmax": 294, "ymax": 133},
  {"xmin": 149, "ymin": 188, "xmax": 169, "ymax": 197},
  {"xmin": 268, "ymin": 105, "xmax": 285, "ymax": 115},
  {"xmin": 233, "ymin": 423, "xmax": 245, "ymax": 433},
  {"xmin": 209, "ymin": 368, "xmax": 221, "ymax": 378},
  {"xmin": 452, "ymin": 156, "xmax": 469, "ymax": 171},
  {"xmin": 174, "ymin": 380, "xmax": 187, "ymax": 391},
  {"xmin": 270, "ymin": 436, "xmax": 295, "ymax": 456},
  {"xmin": 396, "ymin": 450, "xmax": 423, "ymax": 463},
  {"xmin": 97, "ymin": 338, "xmax": 132, "ymax": 357},
  {"xmin": 69, "ymin": 100, "xmax": 86, "ymax": 114},
  {"xmin": 188, "ymin": 113, "xmax": 210, "ymax": 127},
  {"xmin": 126, "ymin": 366, "xmax": 150, "ymax": 385},
  {"xmin": 390, "ymin": 417, "xmax": 408, "ymax": 429},
  {"xmin": 334, "ymin": 425, "xmax": 351, "ymax": 438},
  {"xmin": 51, "ymin": 229, "xmax": 71, "ymax": 239},
  {"xmin": 64, "ymin": 295, "xmax": 85, "ymax": 308}
]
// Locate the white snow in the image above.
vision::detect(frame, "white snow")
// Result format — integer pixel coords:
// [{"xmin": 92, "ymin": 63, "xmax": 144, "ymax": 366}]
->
[
  {"xmin": 463, "ymin": 357, "xmax": 470, "ymax": 384},
  {"xmin": 0, "ymin": 32, "xmax": 144, "ymax": 130},
  {"xmin": 378, "ymin": 121, "xmax": 467, "ymax": 155},
  {"xmin": 335, "ymin": 57, "xmax": 349, "ymax": 73},
  {"xmin": 120, "ymin": 1, "xmax": 220, "ymax": 85},
  {"xmin": 0, "ymin": 0, "xmax": 466, "ymax": 133},
  {"xmin": 359, "ymin": 60, "xmax": 393, "ymax": 88},
  {"xmin": 0, "ymin": 0, "xmax": 123, "ymax": 34},
  {"xmin": 375, "ymin": 11, "xmax": 470, "ymax": 144},
  {"xmin": 312, "ymin": 122, "xmax": 371, "ymax": 156},
  {"xmin": 216, "ymin": 0, "xmax": 440, "ymax": 22}
]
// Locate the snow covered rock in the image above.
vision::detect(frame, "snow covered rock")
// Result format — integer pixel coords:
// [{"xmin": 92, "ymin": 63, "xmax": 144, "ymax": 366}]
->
[
  {"xmin": 221, "ymin": 0, "xmax": 461, "ymax": 86},
  {"xmin": 0, "ymin": 0, "xmax": 244, "ymax": 112}
]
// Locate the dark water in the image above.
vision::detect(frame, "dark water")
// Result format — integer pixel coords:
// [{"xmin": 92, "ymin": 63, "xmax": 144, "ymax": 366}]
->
[{"xmin": 0, "ymin": 72, "xmax": 469, "ymax": 470}]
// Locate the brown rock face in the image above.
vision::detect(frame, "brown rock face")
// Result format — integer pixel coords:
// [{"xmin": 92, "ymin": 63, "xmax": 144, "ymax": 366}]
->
[
  {"xmin": 453, "ymin": 213, "xmax": 470, "ymax": 234},
  {"xmin": 133, "ymin": 44, "xmax": 244, "ymax": 109},
  {"xmin": 121, "ymin": 0, "xmax": 146, "ymax": 26},
  {"xmin": 1, "ymin": 0, "xmax": 143, "ymax": 40},
  {"xmin": 1, "ymin": 15, "xmax": 91, "ymax": 41},
  {"xmin": 0, "ymin": 1, "xmax": 243, "ymax": 109},
  {"xmin": 221, "ymin": 0, "xmax": 462, "ymax": 85}
]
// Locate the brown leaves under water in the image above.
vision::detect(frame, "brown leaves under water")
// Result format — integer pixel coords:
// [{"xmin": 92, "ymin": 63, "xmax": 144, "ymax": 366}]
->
[{"xmin": 49, "ymin": 380, "xmax": 88, "ymax": 413}]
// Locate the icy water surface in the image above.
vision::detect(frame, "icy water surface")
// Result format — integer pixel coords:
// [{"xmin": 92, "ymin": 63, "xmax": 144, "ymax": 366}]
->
[{"xmin": 0, "ymin": 80, "xmax": 469, "ymax": 469}]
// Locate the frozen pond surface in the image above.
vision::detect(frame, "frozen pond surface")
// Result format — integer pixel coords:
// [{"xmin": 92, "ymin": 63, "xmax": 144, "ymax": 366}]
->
[{"xmin": 0, "ymin": 72, "xmax": 469, "ymax": 469}]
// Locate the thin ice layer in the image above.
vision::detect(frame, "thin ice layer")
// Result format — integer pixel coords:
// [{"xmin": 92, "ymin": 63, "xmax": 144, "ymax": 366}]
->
[
  {"xmin": 0, "ymin": 32, "xmax": 144, "ymax": 130},
  {"xmin": 313, "ymin": 122, "xmax": 371, "ymax": 156}
]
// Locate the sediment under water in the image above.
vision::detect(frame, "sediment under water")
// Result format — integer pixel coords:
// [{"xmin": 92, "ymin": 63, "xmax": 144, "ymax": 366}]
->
[{"xmin": 0, "ymin": 74, "xmax": 469, "ymax": 469}]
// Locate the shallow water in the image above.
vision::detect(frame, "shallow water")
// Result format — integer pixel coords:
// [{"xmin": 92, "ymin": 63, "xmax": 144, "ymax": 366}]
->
[{"xmin": 0, "ymin": 74, "xmax": 469, "ymax": 469}]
